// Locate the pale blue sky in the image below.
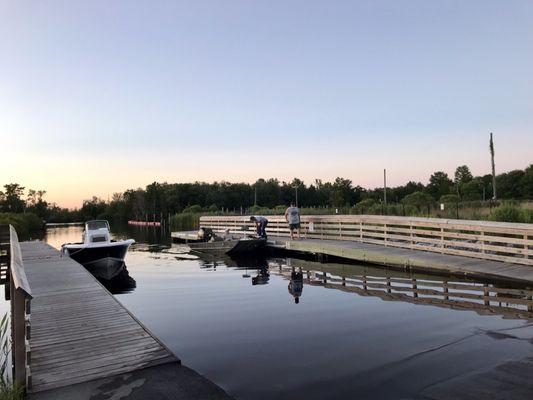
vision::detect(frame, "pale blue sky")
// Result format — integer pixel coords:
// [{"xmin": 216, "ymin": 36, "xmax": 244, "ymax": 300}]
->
[{"xmin": 1, "ymin": 1, "xmax": 532, "ymax": 207}]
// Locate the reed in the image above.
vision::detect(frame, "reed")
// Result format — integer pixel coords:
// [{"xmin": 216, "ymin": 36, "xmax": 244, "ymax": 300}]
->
[
  {"xmin": 170, "ymin": 212, "xmax": 202, "ymax": 231},
  {"xmin": 0, "ymin": 313, "xmax": 23, "ymax": 400}
]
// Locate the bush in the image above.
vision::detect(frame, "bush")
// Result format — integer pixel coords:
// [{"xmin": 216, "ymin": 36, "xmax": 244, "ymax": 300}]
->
[
  {"xmin": 489, "ymin": 202, "xmax": 533, "ymax": 223},
  {"xmin": 0, "ymin": 213, "xmax": 43, "ymax": 240},
  {"xmin": 182, "ymin": 205, "xmax": 202, "ymax": 214},
  {"xmin": 206, "ymin": 204, "xmax": 218, "ymax": 213},
  {"xmin": 402, "ymin": 191, "xmax": 434, "ymax": 208},
  {"xmin": 440, "ymin": 194, "xmax": 459, "ymax": 203}
]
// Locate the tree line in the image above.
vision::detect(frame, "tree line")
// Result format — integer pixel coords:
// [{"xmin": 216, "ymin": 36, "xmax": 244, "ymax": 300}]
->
[{"xmin": 1, "ymin": 164, "xmax": 532, "ymax": 223}]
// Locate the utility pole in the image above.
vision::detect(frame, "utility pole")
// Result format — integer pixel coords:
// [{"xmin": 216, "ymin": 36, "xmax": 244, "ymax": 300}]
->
[
  {"xmin": 254, "ymin": 185, "xmax": 257, "ymax": 206},
  {"xmin": 295, "ymin": 186, "xmax": 298, "ymax": 207},
  {"xmin": 383, "ymin": 169, "xmax": 387, "ymax": 206},
  {"xmin": 490, "ymin": 133, "xmax": 497, "ymax": 200}
]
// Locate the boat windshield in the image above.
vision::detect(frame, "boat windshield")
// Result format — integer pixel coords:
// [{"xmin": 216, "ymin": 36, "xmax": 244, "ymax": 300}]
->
[{"xmin": 86, "ymin": 221, "xmax": 109, "ymax": 230}]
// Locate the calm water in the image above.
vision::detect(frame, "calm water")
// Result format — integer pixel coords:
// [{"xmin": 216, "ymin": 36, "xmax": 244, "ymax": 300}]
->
[{"xmin": 45, "ymin": 226, "xmax": 533, "ymax": 400}]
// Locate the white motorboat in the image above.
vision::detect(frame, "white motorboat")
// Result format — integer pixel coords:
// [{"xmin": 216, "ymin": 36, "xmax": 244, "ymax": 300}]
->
[{"xmin": 61, "ymin": 220, "xmax": 135, "ymax": 280}]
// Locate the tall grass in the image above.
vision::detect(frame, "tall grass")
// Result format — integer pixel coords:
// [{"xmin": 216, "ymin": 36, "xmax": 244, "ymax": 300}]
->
[
  {"xmin": 170, "ymin": 212, "xmax": 202, "ymax": 231},
  {"xmin": 0, "ymin": 313, "xmax": 23, "ymax": 400}
]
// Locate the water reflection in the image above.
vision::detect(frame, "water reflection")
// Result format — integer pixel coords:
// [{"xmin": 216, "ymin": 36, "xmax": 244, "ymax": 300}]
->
[
  {"xmin": 269, "ymin": 258, "xmax": 533, "ymax": 320},
  {"xmin": 98, "ymin": 266, "xmax": 137, "ymax": 294},
  {"xmin": 287, "ymin": 267, "xmax": 303, "ymax": 304},
  {"xmin": 191, "ymin": 251, "xmax": 533, "ymax": 318},
  {"xmin": 251, "ymin": 263, "xmax": 270, "ymax": 286}
]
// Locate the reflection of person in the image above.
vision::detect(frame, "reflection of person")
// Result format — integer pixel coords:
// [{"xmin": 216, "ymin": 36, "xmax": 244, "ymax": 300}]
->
[
  {"xmin": 250, "ymin": 216, "xmax": 268, "ymax": 238},
  {"xmin": 285, "ymin": 202, "xmax": 301, "ymax": 240},
  {"xmin": 252, "ymin": 266, "xmax": 270, "ymax": 285},
  {"xmin": 288, "ymin": 267, "xmax": 303, "ymax": 304}
]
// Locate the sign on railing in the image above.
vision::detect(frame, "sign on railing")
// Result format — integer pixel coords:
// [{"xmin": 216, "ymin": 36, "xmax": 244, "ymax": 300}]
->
[{"xmin": 199, "ymin": 215, "xmax": 533, "ymax": 266}]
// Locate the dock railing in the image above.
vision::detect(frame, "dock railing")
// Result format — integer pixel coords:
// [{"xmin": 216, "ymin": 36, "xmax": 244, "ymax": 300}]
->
[
  {"xmin": 199, "ymin": 215, "xmax": 533, "ymax": 266},
  {"xmin": 1, "ymin": 225, "xmax": 33, "ymax": 390}
]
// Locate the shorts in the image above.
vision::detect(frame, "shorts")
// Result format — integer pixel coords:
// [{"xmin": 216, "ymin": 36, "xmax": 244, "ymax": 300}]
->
[{"xmin": 289, "ymin": 223, "xmax": 300, "ymax": 230}]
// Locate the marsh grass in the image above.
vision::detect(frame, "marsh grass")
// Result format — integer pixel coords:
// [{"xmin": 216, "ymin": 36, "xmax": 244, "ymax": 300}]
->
[{"xmin": 0, "ymin": 313, "xmax": 23, "ymax": 400}]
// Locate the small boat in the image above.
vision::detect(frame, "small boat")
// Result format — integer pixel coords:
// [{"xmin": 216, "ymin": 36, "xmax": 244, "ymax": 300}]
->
[
  {"xmin": 61, "ymin": 220, "xmax": 135, "ymax": 280},
  {"xmin": 188, "ymin": 237, "xmax": 265, "ymax": 254},
  {"xmin": 185, "ymin": 228, "xmax": 265, "ymax": 255}
]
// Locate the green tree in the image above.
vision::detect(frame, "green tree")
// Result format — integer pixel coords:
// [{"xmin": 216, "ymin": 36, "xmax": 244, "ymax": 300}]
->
[
  {"xmin": 440, "ymin": 194, "xmax": 459, "ymax": 203},
  {"xmin": 25, "ymin": 189, "xmax": 48, "ymax": 219},
  {"xmin": 520, "ymin": 164, "xmax": 533, "ymax": 198},
  {"xmin": 2, "ymin": 183, "xmax": 25, "ymax": 213},
  {"xmin": 454, "ymin": 165, "xmax": 473, "ymax": 185},
  {"xmin": 497, "ymin": 170, "xmax": 525, "ymax": 199},
  {"xmin": 80, "ymin": 197, "xmax": 107, "ymax": 220},
  {"xmin": 426, "ymin": 172, "xmax": 453, "ymax": 200},
  {"xmin": 402, "ymin": 191, "xmax": 434, "ymax": 208},
  {"xmin": 460, "ymin": 179, "xmax": 484, "ymax": 201}
]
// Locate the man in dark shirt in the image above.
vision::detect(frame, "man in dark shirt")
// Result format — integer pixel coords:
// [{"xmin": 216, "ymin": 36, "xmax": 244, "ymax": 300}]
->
[{"xmin": 250, "ymin": 215, "xmax": 268, "ymax": 238}]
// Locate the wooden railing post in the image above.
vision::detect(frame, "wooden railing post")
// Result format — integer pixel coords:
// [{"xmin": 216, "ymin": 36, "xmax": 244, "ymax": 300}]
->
[
  {"xmin": 12, "ymin": 287, "xmax": 27, "ymax": 384},
  {"xmin": 8, "ymin": 225, "xmax": 33, "ymax": 392},
  {"xmin": 525, "ymin": 234, "xmax": 529, "ymax": 260}
]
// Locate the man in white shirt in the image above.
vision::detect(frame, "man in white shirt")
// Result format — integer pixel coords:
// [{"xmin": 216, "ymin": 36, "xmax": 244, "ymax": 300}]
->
[{"xmin": 285, "ymin": 202, "xmax": 301, "ymax": 240}]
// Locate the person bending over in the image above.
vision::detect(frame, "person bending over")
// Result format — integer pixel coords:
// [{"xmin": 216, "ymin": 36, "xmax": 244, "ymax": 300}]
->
[{"xmin": 250, "ymin": 216, "xmax": 268, "ymax": 238}]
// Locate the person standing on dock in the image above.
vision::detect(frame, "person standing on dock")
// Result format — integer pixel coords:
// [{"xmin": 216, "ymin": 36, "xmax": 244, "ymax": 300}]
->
[
  {"xmin": 285, "ymin": 202, "xmax": 301, "ymax": 240},
  {"xmin": 250, "ymin": 215, "xmax": 268, "ymax": 238}
]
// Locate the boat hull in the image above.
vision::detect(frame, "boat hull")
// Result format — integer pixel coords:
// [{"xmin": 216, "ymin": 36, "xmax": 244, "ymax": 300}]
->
[
  {"xmin": 63, "ymin": 241, "xmax": 133, "ymax": 280},
  {"xmin": 188, "ymin": 238, "xmax": 265, "ymax": 255}
]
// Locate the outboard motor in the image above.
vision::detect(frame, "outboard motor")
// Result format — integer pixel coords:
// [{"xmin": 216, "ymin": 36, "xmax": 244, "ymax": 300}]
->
[{"xmin": 198, "ymin": 228, "xmax": 214, "ymax": 242}]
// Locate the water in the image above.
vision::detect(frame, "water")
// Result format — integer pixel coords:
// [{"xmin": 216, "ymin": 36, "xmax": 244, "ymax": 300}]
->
[{"xmin": 44, "ymin": 226, "xmax": 533, "ymax": 400}]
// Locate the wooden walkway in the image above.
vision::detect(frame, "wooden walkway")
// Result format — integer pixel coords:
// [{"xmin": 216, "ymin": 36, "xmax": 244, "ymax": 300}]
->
[
  {"xmin": 269, "ymin": 237, "xmax": 533, "ymax": 284},
  {"xmin": 20, "ymin": 241, "xmax": 178, "ymax": 393}
]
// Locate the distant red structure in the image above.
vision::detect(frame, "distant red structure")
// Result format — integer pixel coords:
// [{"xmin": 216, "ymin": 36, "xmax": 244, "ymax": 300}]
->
[{"xmin": 128, "ymin": 220, "xmax": 161, "ymax": 227}]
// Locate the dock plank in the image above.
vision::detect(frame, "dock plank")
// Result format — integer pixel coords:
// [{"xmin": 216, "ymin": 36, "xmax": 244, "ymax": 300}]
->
[{"xmin": 20, "ymin": 241, "xmax": 178, "ymax": 393}]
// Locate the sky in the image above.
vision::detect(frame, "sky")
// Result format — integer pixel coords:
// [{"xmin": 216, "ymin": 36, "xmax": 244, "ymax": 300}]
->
[{"xmin": 1, "ymin": 0, "xmax": 532, "ymax": 208}]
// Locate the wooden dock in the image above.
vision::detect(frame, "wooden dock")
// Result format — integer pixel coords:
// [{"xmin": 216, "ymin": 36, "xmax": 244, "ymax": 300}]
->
[
  {"xmin": 271, "ymin": 237, "xmax": 533, "ymax": 284},
  {"xmin": 196, "ymin": 214, "xmax": 533, "ymax": 284},
  {"xmin": 13, "ymin": 236, "xmax": 178, "ymax": 393}
]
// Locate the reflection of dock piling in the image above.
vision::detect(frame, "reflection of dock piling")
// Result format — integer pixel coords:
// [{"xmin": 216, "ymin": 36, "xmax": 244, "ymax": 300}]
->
[{"xmin": 195, "ymin": 215, "xmax": 533, "ymax": 284}]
